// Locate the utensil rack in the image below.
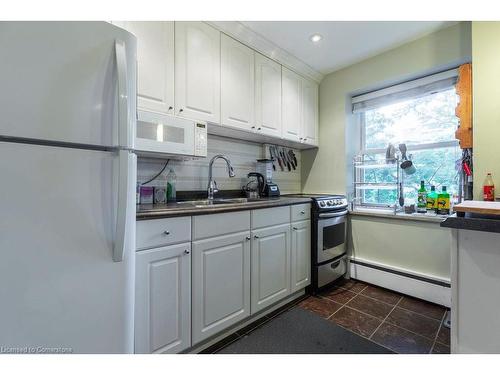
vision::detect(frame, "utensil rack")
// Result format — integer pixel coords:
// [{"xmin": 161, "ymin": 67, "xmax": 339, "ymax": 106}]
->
[
  {"xmin": 352, "ymin": 154, "xmax": 403, "ymax": 211},
  {"xmin": 263, "ymin": 144, "xmax": 299, "ymax": 173}
]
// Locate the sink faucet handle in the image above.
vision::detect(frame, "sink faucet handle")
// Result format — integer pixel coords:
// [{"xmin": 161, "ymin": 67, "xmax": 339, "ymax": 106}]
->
[{"xmin": 213, "ymin": 181, "xmax": 218, "ymax": 194}]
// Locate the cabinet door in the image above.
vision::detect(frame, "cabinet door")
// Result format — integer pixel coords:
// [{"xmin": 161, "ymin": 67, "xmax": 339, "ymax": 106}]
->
[
  {"xmin": 135, "ymin": 243, "xmax": 191, "ymax": 354},
  {"xmin": 221, "ymin": 34, "xmax": 255, "ymax": 131},
  {"xmin": 282, "ymin": 67, "xmax": 302, "ymax": 142},
  {"xmin": 255, "ymin": 53, "xmax": 282, "ymax": 137},
  {"xmin": 192, "ymin": 231, "xmax": 251, "ymax": 344},
  {"xmin": 175, "ymin": 22, "xmax": 221, "ymax": 123},
  {"xmin": 291, "ymin": 220, "xmax": 311, "ymax": 293},
  {"xmin": 117, "ymin": 21, "xmax": 174, "ymax": 115},
  {"xmin": 301, "ymin": 78, "xmax": 319, "ymax": 146},
  {"xmin": 251, "ymin": 223, "xmax": 291, "ymax": 314}
]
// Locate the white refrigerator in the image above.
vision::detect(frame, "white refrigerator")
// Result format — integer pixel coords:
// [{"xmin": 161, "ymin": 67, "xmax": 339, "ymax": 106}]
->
[{"xmin": 0, "ymin": 22, "xmax": 137, "ymax": 353}]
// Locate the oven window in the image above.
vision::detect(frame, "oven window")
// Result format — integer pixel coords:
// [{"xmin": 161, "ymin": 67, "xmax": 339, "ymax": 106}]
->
[{"xmin": 323, "ymin": 222, "xmax": 345, "ymax": 250}]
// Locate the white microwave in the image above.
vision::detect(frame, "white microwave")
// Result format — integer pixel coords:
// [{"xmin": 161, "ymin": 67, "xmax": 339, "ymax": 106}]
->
[{"xmin": 135, "ymin": 110, "xmax": 207, "ymax": 158}]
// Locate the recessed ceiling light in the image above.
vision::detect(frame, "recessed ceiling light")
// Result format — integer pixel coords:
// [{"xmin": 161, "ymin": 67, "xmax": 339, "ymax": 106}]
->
[{"xmin": 310, "ymin": 34, "xmax": 323, "ymax": 43}]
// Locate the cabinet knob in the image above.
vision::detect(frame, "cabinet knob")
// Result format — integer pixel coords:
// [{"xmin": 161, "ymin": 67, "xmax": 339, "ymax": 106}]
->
[
  {"xmin": 184, "ymin": 249, "xmax": 190, "ymax": 255},
  {"xmin": 251, "ymin": 126, "xmax": 256, "ymax": 129},
  {"xmin": 300, "ymin": 211, "xmax": 305, "ymax": 215},
  {"xmin": 179, "ymin": 108, "xmax": 184, "ymax": 113},
  {"xmin": 254, "ymin": 235, "xmax": 259, "ymax": 239},
  {"xmin": 292, "ymin": 227, "xmax": 298, "ymax": 230},
  {"xmin": 245, "ymin": 236, "xmax": 251, "ymax": 241},
  {"xmin": 168, "ymin": 106, "xmax": 173, "ymax": 111},
  {"xmin": 163, "ymin": 230, "xmax": 170, "ymax": 235},
  {"xmin": 257, "ymin": 127, "xmax": 262, "ymax": 131}
]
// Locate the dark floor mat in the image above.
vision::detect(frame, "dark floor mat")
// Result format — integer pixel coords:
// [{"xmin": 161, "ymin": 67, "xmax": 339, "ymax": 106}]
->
[{"xmin": 217, "ymin": 307, "xmax": 393, "ymax": 354}]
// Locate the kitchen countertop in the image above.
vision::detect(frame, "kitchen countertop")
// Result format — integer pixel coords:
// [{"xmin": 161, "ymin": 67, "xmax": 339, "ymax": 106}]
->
[
  {"xmin": 440, "ymin": 212, "xmax": 500, "ymax": 234},
  {"xmin": 349, "ymin": 208, "xmax": 448, "ymax": 223},
  {"xmin": 136, "ymin": 196, "xmax": 312, "ymax": 220}
]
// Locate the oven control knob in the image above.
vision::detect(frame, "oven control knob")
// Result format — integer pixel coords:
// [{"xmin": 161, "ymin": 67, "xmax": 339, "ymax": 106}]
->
[
  {"xmin": 327, "ymin": 200, "xmax": 333, "ymax": 206},
  {"xmin": 334, "ymin": 199, "xmax": 340, "ymax": 205},
  {"xmin": 319, "ymin": 201, "xmax": 326, "ymax": 207}
]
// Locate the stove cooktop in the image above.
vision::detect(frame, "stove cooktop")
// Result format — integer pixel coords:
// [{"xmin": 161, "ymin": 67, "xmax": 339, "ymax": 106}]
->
[{"xmin": 287, "ymin": 194, "xmax": 348, "ymax": 211}]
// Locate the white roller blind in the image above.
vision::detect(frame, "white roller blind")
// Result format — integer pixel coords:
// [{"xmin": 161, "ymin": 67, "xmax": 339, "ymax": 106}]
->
[{"xmin": 352, "ymin": 69, "xmax": 458, "ymax": 114}]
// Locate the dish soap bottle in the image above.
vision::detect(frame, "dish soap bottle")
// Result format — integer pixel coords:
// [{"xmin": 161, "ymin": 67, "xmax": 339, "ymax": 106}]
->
[
  {"xmin": 417, "ymin": 180, "xmax": 427, "ymax": 213},
  {"xmin": 437, "ymin": 186, "xmax": 450, "ymax": 215},
  {"xmin": 166, "ymin": 169, "xmax": 177, "ymax": 201},
  {"xmin": 426, "ymin": 185, "xmax": 438, "ymax": 213},
  {"xmin": 483, "ymin": 173, "xmax": 495, "ymax": 201}
]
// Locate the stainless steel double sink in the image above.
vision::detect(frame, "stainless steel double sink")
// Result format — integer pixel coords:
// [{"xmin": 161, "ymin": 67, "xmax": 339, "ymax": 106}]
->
[{"xmin": 177, "ymin": 198, "xmax": 252, "ymax": 208}]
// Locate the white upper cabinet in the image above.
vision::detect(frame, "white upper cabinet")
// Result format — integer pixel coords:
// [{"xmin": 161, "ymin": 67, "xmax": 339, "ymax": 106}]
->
[
  {"xmin": 301, "ymin": 77, "xmax": 319, "ymax": 146},
  {"xmin": 116, "ymin": 21, "xmax": 175, "ymax": 115},
  {"xmin": 175, "ymin": 22, "xmax": 221, "ymax": 123},
  {"xmin": 281, "ymin": 67, "xmax": 302, "ymax": 142},
  {"xmin": 255, "ymin": 53, "xmax": 282, "ymax": 137},
  {"xmin": 221, "ymin": 34, "xmax": 255, "ymax": 131}
]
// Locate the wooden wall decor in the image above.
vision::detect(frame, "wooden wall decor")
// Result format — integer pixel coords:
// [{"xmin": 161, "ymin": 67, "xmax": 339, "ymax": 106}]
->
[{"xmin": 455, "ymin": 63, "xmax": 473, "ymax": 149}]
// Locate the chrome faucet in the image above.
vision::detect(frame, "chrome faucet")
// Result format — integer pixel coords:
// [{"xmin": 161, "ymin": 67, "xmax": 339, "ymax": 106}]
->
[{"xmin": 207, "ymin": 154, "xmax": 236, "ymax": 201}]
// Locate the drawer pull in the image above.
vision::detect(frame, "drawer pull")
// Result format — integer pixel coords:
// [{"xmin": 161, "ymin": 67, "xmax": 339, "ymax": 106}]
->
[
  {"xmin": 331, "ymin": 260, "xmax": 341, "ymax": 269},
  {"xmin": 184, "ymin": 249, "xmax": 190, "ymax": 255},
  {"xmin": 245, "ymin": 236, "xmax": 251, "ymax": 241},
  {"xmin": 163, "ymin": 230, "xmax": 170, "ymax": 235},
  {"xmin": 254, "ymin": 235, "xmax": 260, "ymax": 239},
  {"xmin": 300, "ymin": 211, "xmax": 305, "ymax": 215},
  {"xmin": 292, "ymin": 227, "xmax": 298, "ymax": 230}
]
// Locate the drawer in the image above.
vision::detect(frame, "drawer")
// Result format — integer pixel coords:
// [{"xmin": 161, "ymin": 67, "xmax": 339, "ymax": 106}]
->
[
  {"xmin": 192, "ymin": 211, "xmax": 250, "ymax": 240},
  {"xmin": 317, "ymin": 256, "xmax": 347, "ymax": 288},
  {"xmin": 251, "ymin": 206, "xmax": 290, "ymax": 229},
  {"xmin": 291, "ymin": 203, "xmax": 311, "ymax": 222},
  {"xmin": 137, "ymin": 216, "xmax": 191, "ymax": 250}
]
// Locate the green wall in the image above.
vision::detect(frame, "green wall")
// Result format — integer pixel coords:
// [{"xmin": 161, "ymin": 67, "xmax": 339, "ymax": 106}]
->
[
  {"xmin": 302, "ymin": 22, "xmax": 472, "ymax": 194},
  {"xmin": 472, "ymin": 22, "xmax": 500, "ymax": 199}
]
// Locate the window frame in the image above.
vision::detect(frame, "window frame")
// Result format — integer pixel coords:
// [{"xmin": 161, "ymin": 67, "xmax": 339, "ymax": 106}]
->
[{"xmin": 356, "ymin": 89, "xmax": 459, "ymax": 208}]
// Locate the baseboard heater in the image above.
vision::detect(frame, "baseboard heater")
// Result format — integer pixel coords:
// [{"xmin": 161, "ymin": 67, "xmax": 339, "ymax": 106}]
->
[{"xmin": 349, "ymin": 258, "xmax": 451, "ymax": 307}]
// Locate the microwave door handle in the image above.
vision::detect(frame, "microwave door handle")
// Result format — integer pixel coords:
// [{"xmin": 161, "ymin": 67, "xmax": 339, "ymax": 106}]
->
[
  {"xmin": 115, "ymin": 39, "xmax": 130, "ymax": 148},
  {"xmin": 318, "ymin": 210, "xmax": 349, "ymax": 218}
]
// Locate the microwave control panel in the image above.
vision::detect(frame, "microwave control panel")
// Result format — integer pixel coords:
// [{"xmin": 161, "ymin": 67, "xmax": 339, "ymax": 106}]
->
[{"xmin": 194, "ymin": 123, "xmax": 208, "ymax": 157}]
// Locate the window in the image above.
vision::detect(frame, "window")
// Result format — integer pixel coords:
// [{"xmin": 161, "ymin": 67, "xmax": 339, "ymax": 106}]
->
[{"xmin": 352, "ymin": 70, "xmax": 460, "ymax": 208}]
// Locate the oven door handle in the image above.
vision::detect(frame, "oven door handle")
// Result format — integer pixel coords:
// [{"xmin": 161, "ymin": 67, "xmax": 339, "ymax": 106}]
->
[{"xmin": 318, "ymin": 210, "xmax": 349, "ymax": 218}]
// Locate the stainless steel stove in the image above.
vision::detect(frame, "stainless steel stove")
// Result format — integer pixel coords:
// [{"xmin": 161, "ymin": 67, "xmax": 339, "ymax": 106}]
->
[{"xmin": 290, "ymin": 194, "xmax": 349, "ymax": 292}]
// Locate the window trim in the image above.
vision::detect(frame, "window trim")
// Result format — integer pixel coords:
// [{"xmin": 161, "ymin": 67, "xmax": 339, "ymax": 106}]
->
[{"xmin": 356, "ymin": 84, "xmax": 459, "ymax": 209}]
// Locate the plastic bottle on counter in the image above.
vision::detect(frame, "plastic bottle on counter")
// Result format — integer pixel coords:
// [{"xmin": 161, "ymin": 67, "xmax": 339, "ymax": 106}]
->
[
  {"xmin": 483, "ymin": 173, "xmax": 495, "ymax": 201},
  {"xmin": 426, "ymin": 185, "xmax": 438, "ymax": 213},
  {"xmin": 167, "ymin": 169, "xmax": 177, "ymax": 201},
  {"xmin": 153, "ymin": 174, "xmax": 168, "ymax": 204},
  {"xmin": 436, "ymin": 186, "xmax": 450, "ymax": 215},
  {"xmin": 417, "ymin": 180, "xmax": 427, "ymax": 213}
]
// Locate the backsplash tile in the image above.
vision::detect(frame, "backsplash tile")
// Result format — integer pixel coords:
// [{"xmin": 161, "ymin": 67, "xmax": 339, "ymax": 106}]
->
[{"xmin": 137, "ymin": 135, "xmax": 302, "ymax": 194}]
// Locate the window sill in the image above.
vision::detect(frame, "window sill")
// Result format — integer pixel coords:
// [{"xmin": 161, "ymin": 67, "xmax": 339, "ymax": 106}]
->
[{"xmin": 349, "ymin": 208, "xmax": 448, "ymax": 223}]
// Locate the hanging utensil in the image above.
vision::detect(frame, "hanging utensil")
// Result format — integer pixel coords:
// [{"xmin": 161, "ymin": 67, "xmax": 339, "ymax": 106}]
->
[
  {"xmin": 273, "ymin": 146, "xmax": 284, "ymax": 171},
  {"xmin": 289, "ymin": 150, "xmax": 297, "ymax": 167},
  {"xmin": 287, "ymin": 149, "xmax": 296, "ymax": 170},
  {"xmin": 281, "ymin": 148, "xmax": 291, "ymax": 171},
  {"xmin": 268, "ymin": 146, "xmax": 276, "ymax": 171}
]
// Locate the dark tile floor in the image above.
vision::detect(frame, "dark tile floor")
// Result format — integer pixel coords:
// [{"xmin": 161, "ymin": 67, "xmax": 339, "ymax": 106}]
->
[{"xmin": 298, "ymin": 278, "xmax": 451, "ymax": 354}]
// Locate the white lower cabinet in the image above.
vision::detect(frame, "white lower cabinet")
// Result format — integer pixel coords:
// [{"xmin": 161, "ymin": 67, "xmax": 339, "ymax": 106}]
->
[
  {"xmin": 136, "ymin": 205, "xmax": 311, "ymax": 352},
  {"xmin": 291, "ymin": 220, "xmax": 311, "ymax": 293},
  {"xmin": 251, "ymin": 223, "xmax": 291, "ymax": 314},
  {"xmin": 191, "ymin": 231, "xmax": 251, "ymax": 345},
  {"xmin": 135, "ymin": 243, "xmax": 191, "ymax": 354}
]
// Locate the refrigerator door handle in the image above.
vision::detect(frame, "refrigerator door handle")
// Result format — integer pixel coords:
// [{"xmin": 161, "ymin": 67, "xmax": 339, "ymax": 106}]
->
[
  {"xmin": 113, "ymin": 150, "xmax": 135, "ymax": 262},
  {"xmin": 115, "ymin": 39, "xmax": 130, "ymax": 148}
]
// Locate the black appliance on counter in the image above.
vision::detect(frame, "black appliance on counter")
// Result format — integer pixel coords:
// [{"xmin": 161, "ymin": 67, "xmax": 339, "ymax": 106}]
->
[{"xmin": 290, "ymin": 194, "xmax": 349, "ymax": 293}]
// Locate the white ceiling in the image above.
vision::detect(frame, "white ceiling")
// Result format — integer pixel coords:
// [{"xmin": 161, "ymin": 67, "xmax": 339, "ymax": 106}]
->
[{"xmin": 241, "ymin": 21, "xmax": 457, "ymax": 75}]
